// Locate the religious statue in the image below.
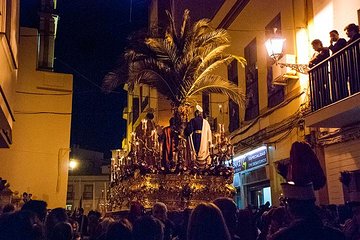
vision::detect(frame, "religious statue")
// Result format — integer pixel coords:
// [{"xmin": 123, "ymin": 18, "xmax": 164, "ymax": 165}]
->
[
  {"xmin": 133, "ymin": 108, "xmax": 161, "ymax": 166},
  {"xmin": 160, "ymin": 117, "xmax": 179, "ymax": 171},
  {"xmin": 184, "ymin": 105, "xmax": 212, "ymax": 168}
]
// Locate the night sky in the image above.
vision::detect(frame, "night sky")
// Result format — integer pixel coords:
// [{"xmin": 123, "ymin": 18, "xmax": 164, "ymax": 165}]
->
[{"xmin": 21, "ymin": 0, "xmax": 148, "ymax": 158}]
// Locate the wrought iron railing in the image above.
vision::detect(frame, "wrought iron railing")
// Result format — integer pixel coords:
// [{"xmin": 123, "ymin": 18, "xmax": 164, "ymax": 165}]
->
[{"xmin": 309, "ymin": 38, "xmax": 360, "ymax": 111}]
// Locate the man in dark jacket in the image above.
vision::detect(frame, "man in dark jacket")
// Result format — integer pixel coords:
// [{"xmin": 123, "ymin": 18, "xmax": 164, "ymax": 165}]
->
[
  {"xmin": 270, "ymin": 182, "xmax": 345, "ymax": 240},
  {"xmin": 344, "ymin": 23, "xmax": 360, "ymax": 44},
  {"xmin": 329, "ymin": 30, "xmax": 347, "ymax": 54},
  {"xmin": 308, "ymin": 39, "xmax": 330, "ymax": 68}
]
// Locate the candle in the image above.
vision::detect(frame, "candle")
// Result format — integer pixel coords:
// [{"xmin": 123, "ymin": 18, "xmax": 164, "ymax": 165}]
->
[
  {"xmin": 210, "ymin": 144, "xmax": 214, "ymax": 155},
  {"xmin": 151, "ymin": 129, "xmax": 156, "ymax": 142},
  {"xmin": 142, "ymin": 119, "xmax": 147, "ymax": 131},
  {"xmin": 135, "ymin": 141, "xmax": 140, "ymax": 152},
  {"xmin": 131, "ymin": 132, "xmax": 136, "ymax": 142},
  {"xmin": 214, "ymin": 133, "xmax": 220, "ymax": 145}
]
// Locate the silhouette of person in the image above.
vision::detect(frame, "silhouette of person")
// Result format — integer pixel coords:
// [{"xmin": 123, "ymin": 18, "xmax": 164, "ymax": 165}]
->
[
  {"xmin": 344, "ymin": 23, "xmax": 360, "ymax": 44},
  {"xmin": 329, "ymin": 30, "xmax": 346, "ymax": 54},
  {"xmin": 308, "ymin": 39, "xmax": 330, "ymax": 68},
  {"xmin": 270, "ymin": 182, "xmax": 345, "ymax": 240},
  {"xmin": 160, "ymin": 117, "xmax": 179, "ymax": 170}
]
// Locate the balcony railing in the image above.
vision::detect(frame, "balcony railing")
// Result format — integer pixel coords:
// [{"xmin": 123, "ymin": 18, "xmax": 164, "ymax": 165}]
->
[{"xmin": 309, "ymin": 38, "xmax": 360, "ymax": 111}]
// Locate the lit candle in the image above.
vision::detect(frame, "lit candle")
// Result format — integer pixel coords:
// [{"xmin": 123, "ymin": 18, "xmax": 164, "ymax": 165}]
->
[
  {"xmin": 131, "ymin": 132, "xmax": 136, "ymax": 142},
  {"xmin": 142, "ymin": 119, "xmax": 147, "ymax": 131},
  {"xmin": 213, "ymin": 133, "xmax": 218, "ymax": 145},
  {"xmin": 210, "ymin": 144, "xmax": 214, "ymax": 155},
  {"xmin": 135, "ymin": 141, "xmax": 140, "ymax": 152},
  {"xmin": 151, "ymin": 129, "xmax": 156, "ymax": 142}
]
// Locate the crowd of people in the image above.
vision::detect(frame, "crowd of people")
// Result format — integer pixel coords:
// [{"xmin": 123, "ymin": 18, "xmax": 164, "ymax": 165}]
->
[
  {"xmin": 1, "ymin": 191, "xmax": 360, "ymax": 240},
  {"xmin": 308, "ymin": 23, "xmax": 360, "ymax": 68}
]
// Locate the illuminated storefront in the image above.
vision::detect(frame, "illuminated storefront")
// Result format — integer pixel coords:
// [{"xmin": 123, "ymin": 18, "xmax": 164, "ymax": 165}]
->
[{"xmin": 229, "ymin": 146, "xmax": 271, "ymax": 208}]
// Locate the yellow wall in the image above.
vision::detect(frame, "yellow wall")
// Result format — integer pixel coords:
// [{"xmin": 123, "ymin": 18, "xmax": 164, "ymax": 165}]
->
[
  {"xmin": 210, "ymin": 0, "xmax": 360, "ymax": 205},
  {"xmin": 212, "ymin": 0, "xmax": 309, "ymax": 145},
  {"xmin": 210, "ymin": 0, "xmax": 314, "ymax": 205},
  {"xmin": 310, "ymin": 0, "xmax": 360, "ymax": 44},
  {"xmin": 0, "ymin": 0, "xmax": 19, "ymax": 147},
  {"xmin": 0, "ymin": 27, "xmax": 73, "ymax": 209}
]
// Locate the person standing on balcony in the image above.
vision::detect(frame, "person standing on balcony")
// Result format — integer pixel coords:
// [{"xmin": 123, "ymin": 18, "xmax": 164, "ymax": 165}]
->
[
  {"xmin": 329, "ymin": 30, "xmax": 347, "ymax": 54},
  {"xmin": 308, "ymin": 39, "xmax": 330, "ymax": 68},
  {"xmin": 344, "ymin": 23, "xmax": 360, "ymax": 44}
]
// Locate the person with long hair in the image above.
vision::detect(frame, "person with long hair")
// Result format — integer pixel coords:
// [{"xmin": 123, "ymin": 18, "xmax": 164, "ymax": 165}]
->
[{"xmin": 187, "ymin": 203, "xmax": 231, "ymax": 240}]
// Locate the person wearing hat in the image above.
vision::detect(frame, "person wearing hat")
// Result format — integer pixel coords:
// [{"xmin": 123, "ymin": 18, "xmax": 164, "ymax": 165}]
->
[
  {"xmin": 184, "ymin": 105, "xmax": 212, "ymax": 168},
  {"xmin": 269, "ymin": 182, "xmax": 345, "ymax": 240}
]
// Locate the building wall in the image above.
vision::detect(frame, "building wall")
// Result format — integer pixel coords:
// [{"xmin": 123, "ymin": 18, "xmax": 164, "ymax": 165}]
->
[
  {"xmin": 310, "ymin": 0, "xmax": 360, "ymax": 43},
  {"xmin": 209, "ymin": 0, "xmax": 360, "ymax": 206},
  {"xmin": 209, "ymin": 0, "xmax": 328, "ymax": 206},
  {"xmin": 325, "ymin": 139, "xmax": 360, "ymax": 204},
  {"xmin": 0, "ymin": 27, "xmax": 73, "ymax": 209},
  {"xmin": 0, "ymin": 0, "xmax": 19, "ymax": 147},
  {"xmin": 67, "ymin": 175, "xmax": 110, "ymax": 214},
  {"xmin": 309, "ymin": 0, "xmax": 360, "ymax": 204}
]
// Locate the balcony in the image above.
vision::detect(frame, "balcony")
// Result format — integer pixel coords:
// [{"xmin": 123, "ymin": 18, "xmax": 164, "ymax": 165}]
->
[{"xmin": 305, "ymin": 38, "xmax": 360, "ymax": 128}]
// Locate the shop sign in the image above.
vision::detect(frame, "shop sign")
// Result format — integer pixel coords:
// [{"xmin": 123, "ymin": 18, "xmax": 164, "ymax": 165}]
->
[{"xmin": 231, "ymin": 146, "xmax": 267, "ymax": 173}]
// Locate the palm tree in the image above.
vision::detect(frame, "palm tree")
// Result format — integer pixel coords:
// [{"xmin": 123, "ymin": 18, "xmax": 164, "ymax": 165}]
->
[{"xmin": 104, "ymin": 9, "xmax": 246, "ymax": 122}]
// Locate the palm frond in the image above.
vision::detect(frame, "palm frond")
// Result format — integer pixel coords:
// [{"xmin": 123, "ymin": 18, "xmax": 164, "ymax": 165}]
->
[
  {"xmin": 133, "ymin": 70, "xmax": 178, "ymax": 103},
  {"xmin": 103, "ymin": 10, "xmax": 246, "ymax": 110},
  {"xmin": 194, "ymin": 29, "xmax": 230, "ymax": 48},
  {"xmin": 186, "ymin": 75, "xmax": 245, "ymax": 106},
  {"xmin": 165, "ymin": 10, "xmax": 178, "ymax": 46},
  {"xmin": 233, "ymin": 55, "xmax": 247, "ymax": 68},
  {"xmin": 180, "ymin": 9, "xmax": 191, "ymax": 39},
  {"xmin": 190, "ymin": 54, "xmax": 234, "ymax": 91},
  {"xmin": 102, "ymin": 72, "xmax": 123, "ymax": 93}
]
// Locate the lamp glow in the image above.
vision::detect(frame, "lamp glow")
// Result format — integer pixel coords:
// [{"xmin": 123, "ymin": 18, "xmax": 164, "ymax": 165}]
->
[
  {"xmin": 69, "ymin": 159, "xmax": 78, "ymax": 170},
  {"xmin": 265, "ymin": 38, "xmax": 285, "ymax": 61}
]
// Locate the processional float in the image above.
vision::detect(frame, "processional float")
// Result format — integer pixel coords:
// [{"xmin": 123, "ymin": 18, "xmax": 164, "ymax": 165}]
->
[
  {"xmin": 109, "ymin": 111, "xmax": 236, "ymax": 211},
  {"xmin": 105, "ymin": 9, "xmax": 243, "ymax": 211}
]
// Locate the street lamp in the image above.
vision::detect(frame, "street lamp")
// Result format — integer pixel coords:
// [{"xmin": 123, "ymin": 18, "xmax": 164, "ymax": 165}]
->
[
  {"xmin": 265, "ymin": 37, "xmax": 286, "ymax": 61},
  {"xmin": 69, "ymin": 159, "xmax": 78, "ymax": 170},
  {"xmin": 265, "ymin": 36, "xmax": 309, "ymax": 74}
]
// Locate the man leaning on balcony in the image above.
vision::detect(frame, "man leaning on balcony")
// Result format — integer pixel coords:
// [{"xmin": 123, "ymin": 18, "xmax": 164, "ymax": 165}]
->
[
  {"xmin": 308, "ymin": 39, "xmax": 330, "ymax": 68},
  {"xmin": 344, "ymin": 23, "xmax": 360, "ymax": 44}
]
